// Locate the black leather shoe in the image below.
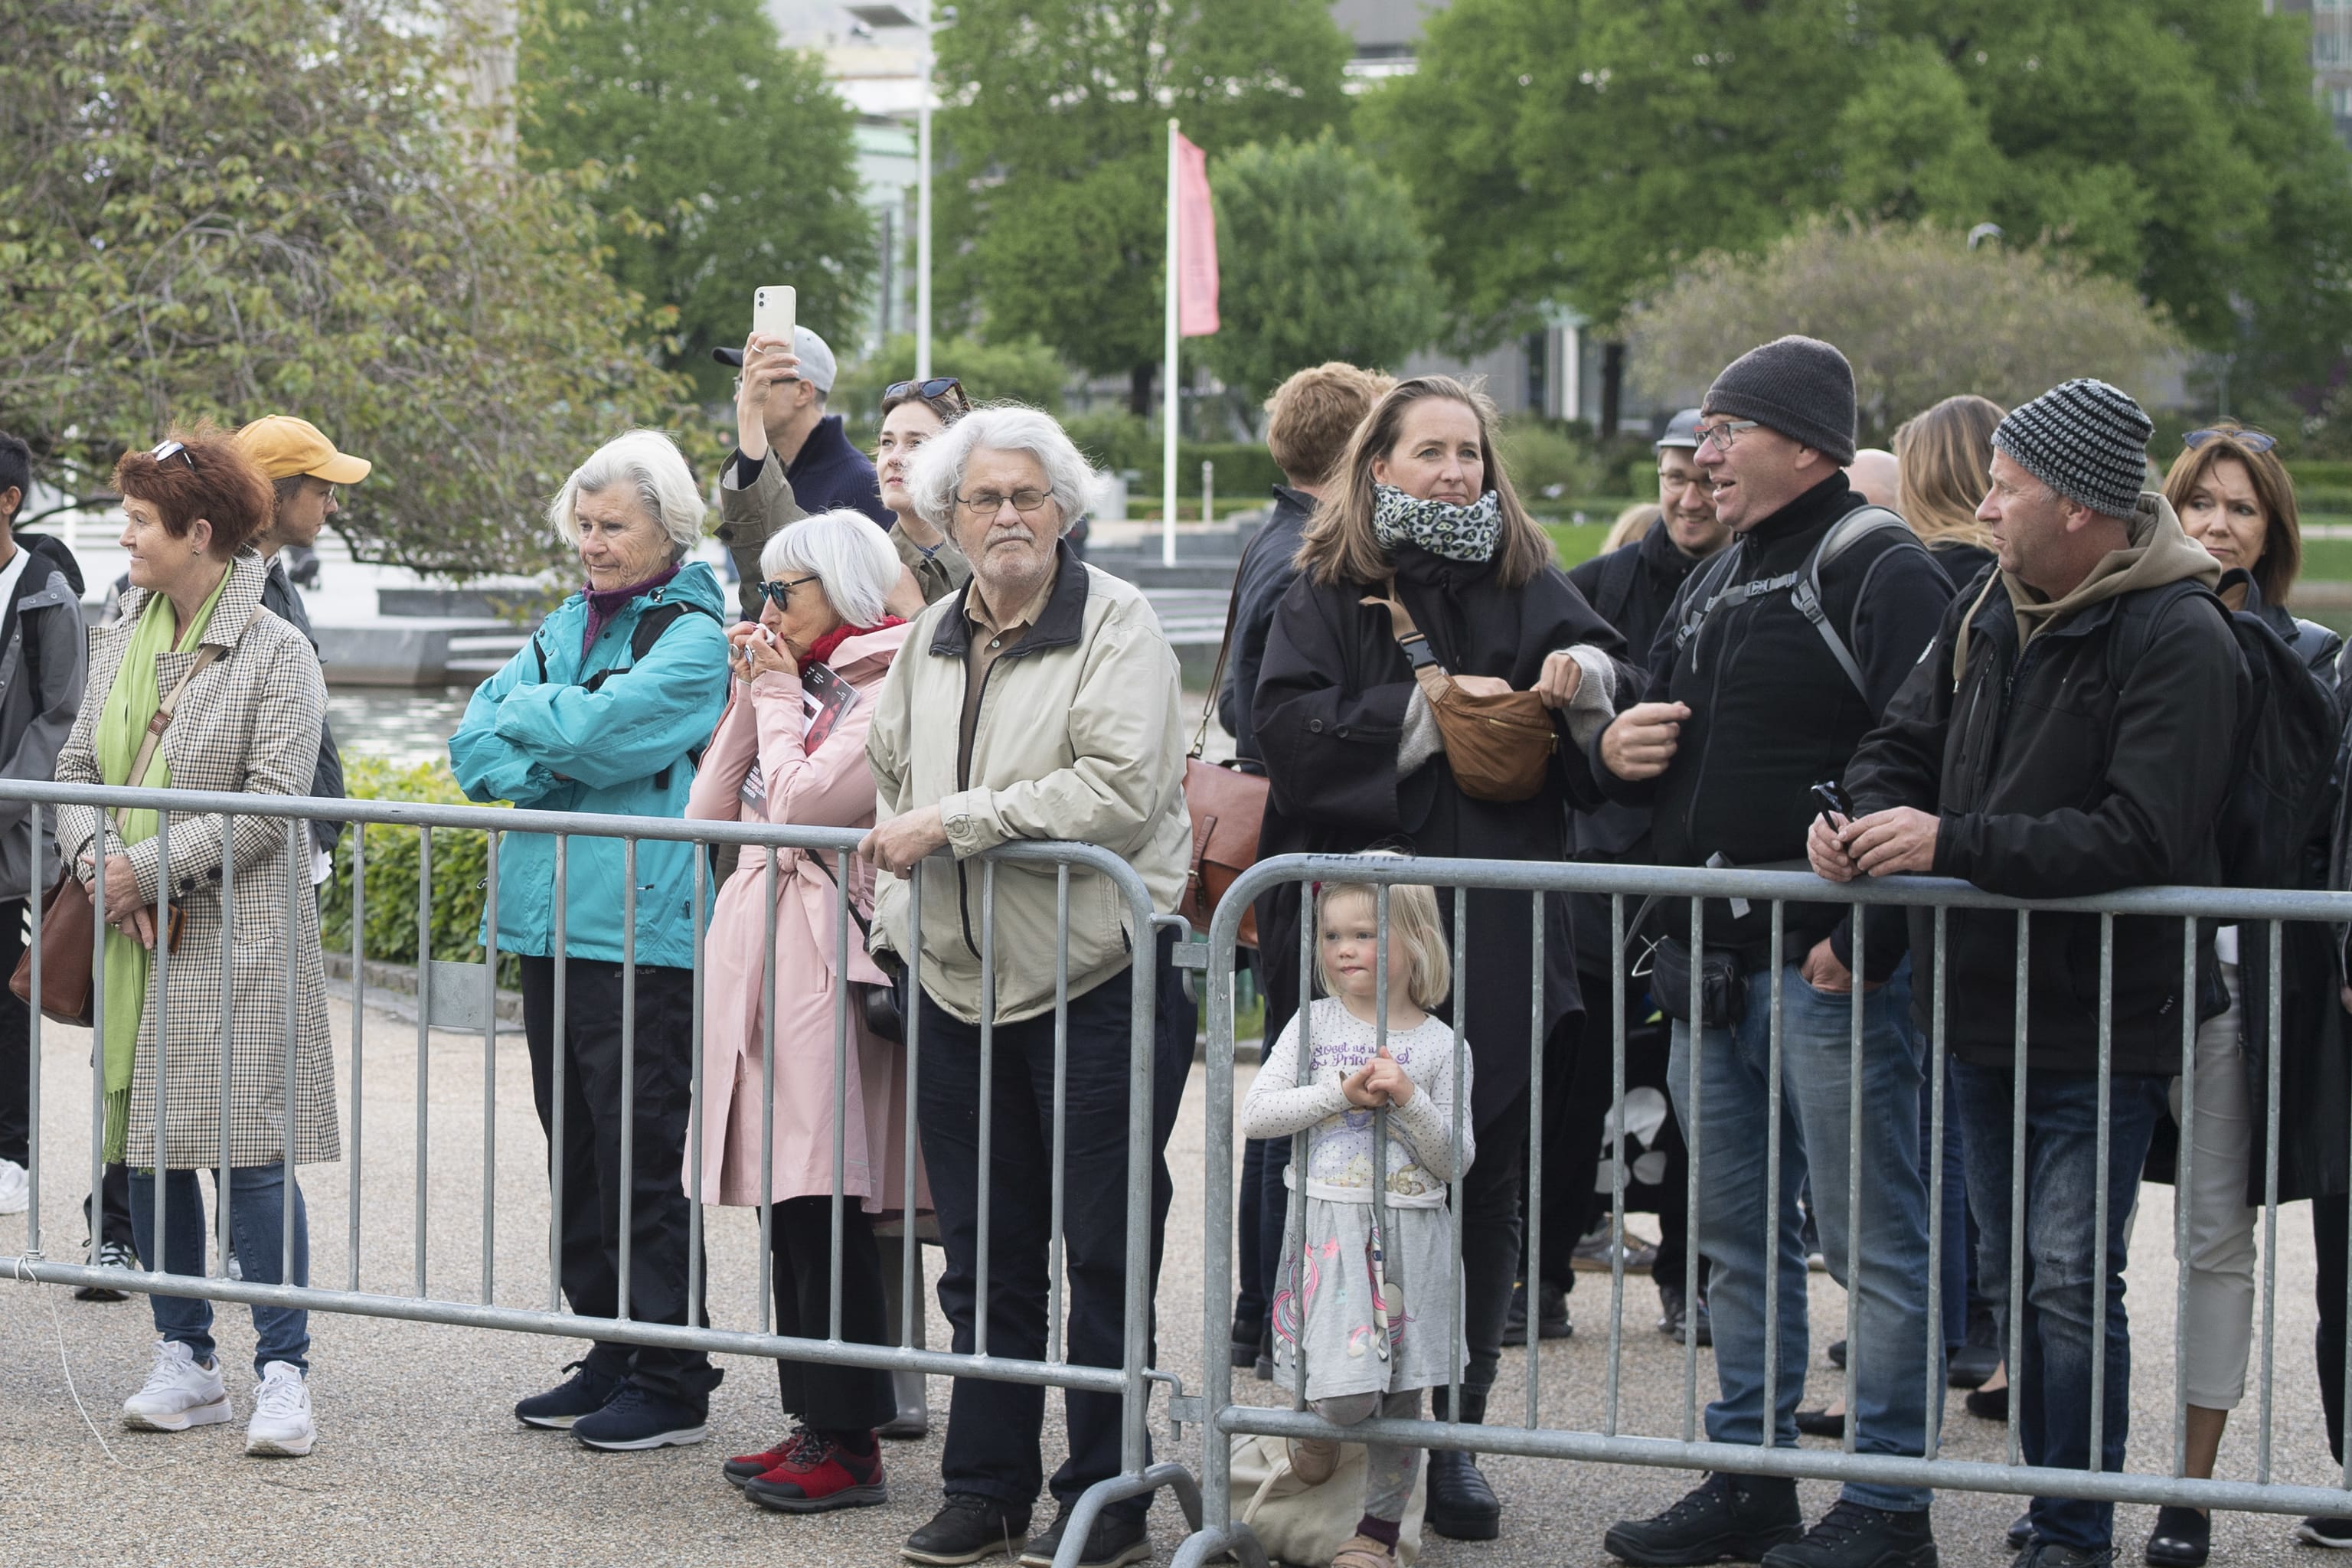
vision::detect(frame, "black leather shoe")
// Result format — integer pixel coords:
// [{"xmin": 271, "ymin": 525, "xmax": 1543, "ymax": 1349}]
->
[
  {"xmin": 1605, "ymin": 1472, "xmax": 1803, "ymax": 1566},
  {"xmin": 1793, "ymin": 1408, "xmax": 1846, "ymax": 1439},
  {"xmin": 2144, "ymin": 1505, "xmax": 2209, "ymax": 1567},
  {"xmin": 1947, "ymin": 1344, "xmax": 2001, "ymax": 1389},
  {"xmin": 1759, "ymin": 1499, "xmax": 1936, "ymax": 1568},
  {"xmin": 1426, "ymin": 1448, "xmax": 1501, "ymax": 1540},
  {"xmin": 1965, "ymin": 1383, "xmax": 2008, "ymax": 1422},
  {"xmin": 1827, "ymin": 1339, "xmax": 1847, "ymax": 1370},
  {"xmin": 2006, "ymin": 1513, "xmax": 2033, "ymax": 1551},
  {"xmin": 1017, "ymin": 1505, "xmax": 1149, "ymax": 1568},
  {"xmin": 903, "ymin": 1494, "xmax": 1031, "ymax": 1566}
]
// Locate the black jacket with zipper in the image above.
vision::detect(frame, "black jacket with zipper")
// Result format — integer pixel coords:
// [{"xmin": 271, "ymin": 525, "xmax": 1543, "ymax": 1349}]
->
[
  {"xmin": 1844, "ymin": 567, "xmax": 2249, "ymax": 1075},
  {"xmin": 1587, "ymin": 473, "xmax": 1955, "ymax": 972}
]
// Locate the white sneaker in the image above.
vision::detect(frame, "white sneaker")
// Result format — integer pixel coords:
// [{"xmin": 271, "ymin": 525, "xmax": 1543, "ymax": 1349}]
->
[
  {"xmin": 0, "ymin": 1158, "xmax": 28, "ymax": 1216},
  {"xmin": 246, "ymin": 1361, "xmax": 315, "ymax": 1457},
  {"xmin": 121, "ymin": 1339, "xmax": 231, "ymax": 1432}
]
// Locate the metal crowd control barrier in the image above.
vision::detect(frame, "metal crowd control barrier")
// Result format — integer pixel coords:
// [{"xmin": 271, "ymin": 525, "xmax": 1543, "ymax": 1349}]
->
[
  {"xmin": 1176, "ymin": 852, "xmax": 2352, "ymax": 1568},
  {"xmin": 0, "ymin": 779, "xmax": 1199, "ymax": 1566}
]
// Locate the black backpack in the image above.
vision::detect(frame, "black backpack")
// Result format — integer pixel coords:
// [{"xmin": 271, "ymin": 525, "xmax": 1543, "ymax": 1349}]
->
[
  {"xmin": 531, "ymin": 598, "xmax": 724, "ymax": 791},
  {"xmin": 1671, "ymin": 505, "xmax": 1929, "ymax": 701},
  {"xmin": 2109, "ymin": 579, "xmax": 2343, "ymax": 890},
  {"xmin": 1586, "ymin": 536, "xmax": 1647, "ymax": 632}
]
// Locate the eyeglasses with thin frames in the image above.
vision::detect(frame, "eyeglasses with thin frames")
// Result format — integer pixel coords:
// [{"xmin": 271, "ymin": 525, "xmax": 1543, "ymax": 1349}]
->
[
  {"xmin": 1690, "ymin": 420, "xmax": 1759, "ymax": 455},
  {"xmin": 955, "ymin": 488, "xmax": 1050, "ymax": 517}
]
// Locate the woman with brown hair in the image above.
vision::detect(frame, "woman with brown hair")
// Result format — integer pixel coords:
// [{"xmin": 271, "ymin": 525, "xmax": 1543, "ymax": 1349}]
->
[
  {"xmin": 1252, "ymin": 374, "xmax": 1638, "ymax": 1541},
  {"xmin": 1892, "ymin": 394, "xmax": 2005, "ymax": 590}
]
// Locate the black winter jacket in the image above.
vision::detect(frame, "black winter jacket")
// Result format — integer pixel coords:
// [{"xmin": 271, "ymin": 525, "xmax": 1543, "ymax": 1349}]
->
[
  {"xmin": 1216, "ymin": 485, "xmax": 1315, "ymax": 764},
  {"xmin": 1844, "ymin": 570, "xmax": 2249, "ymax": 1075},
  {"xmin": 1588, "ymin": 474, "xmax": 1955, "ymax": 970}
]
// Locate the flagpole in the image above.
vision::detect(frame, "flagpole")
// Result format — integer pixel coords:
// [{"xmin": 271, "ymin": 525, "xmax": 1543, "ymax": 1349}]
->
[{"xmin": 1162, "ymin": 116, "xmax": 1180, "ymax": 569}]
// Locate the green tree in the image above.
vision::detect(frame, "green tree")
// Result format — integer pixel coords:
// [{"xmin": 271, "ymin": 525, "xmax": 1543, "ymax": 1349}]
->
[
  {"xmin": 831, "ymin": 334, "xmax": 1073, "ymax": 435},
  {"xmin": 1368, "ymin": 0, "xmax": 2352, "ymax": 418},
  {"xmin": 1629, "ymin": 220, "xmax": 2187, "ymax": 443},
  {"xmin": 934, "ymin": 0, "xmax": 1354, "ymax": 413},
  {"xmin": 0, "ymin": 0, "xmax": 690, "ymax": 576},
  {"xmin": 1200, "ymin": 133, "xmax": 1442, "ymax": 426},
  {"xmin": 521, "ymin": 0, "xmax": 877, "ymax": 399}
]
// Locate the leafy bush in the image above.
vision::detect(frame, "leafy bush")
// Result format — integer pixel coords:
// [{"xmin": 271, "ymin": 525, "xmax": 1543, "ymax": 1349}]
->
[
  {"xmin": 320, "ymin": 758, "xmax": 517, "ymax": 988},
  {"xmin": 1055, "ymin": 413, "xmax": 1287, "ymax": 505},
  {"xmin": 1496, "ymin": 419, "xmax": 1604, "ymax": 503}
]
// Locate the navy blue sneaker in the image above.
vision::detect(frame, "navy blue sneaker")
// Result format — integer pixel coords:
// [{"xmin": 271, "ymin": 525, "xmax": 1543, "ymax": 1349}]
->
[
  {"xmin": 514, "ymin": 1360, "xmax": 622, "ymax": 1429},
  {"xmin": 572, "ymin": 1383, "xmax": 708, "ymax": 1451}
]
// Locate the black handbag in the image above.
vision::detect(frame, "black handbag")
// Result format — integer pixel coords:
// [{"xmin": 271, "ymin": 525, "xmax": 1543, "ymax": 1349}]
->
[
  {"xmin": 1645, "ymin": 935, "xmax": 1748, "ymax": 1031},
  {"xmin": 806, "ymin": 849, "xmax": 904, "ymax": 1044}
]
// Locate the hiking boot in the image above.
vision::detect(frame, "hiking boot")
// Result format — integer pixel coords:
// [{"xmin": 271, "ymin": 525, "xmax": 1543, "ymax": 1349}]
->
[
  {"xmin": 1759, "ymin": 1500, "xmax": 1936, "ymax": 1568},
  {"xmin": 245, "ymin": 1361, "xmax": 315, "ymax": 1457},
  {"xmin": 571, "ymin": 1383, "xmax": 707, "ymax": 1451},
  {"xmin": 743, "ymin": 1426, "xmax": 886, "ymax": 1513},
  {"xmin": 1018, "ymin": 1505, "xmax": 1149, "ymax": 1568},
  {"xmin": 514, "ymin": 1359, "xmax": 624, "ymax": 1429},
  {"xmin": 1501, "ymin": 1279, "xmax": 1572, "ymax": 1346},
  {"xmin": 1425, "ymin": 1449, "xmax": 1501, "ymax": 1540},
  {"xmin": 1604, "ymin": 1472, "xmax": 1804, "ymax": 1566},
  {"xmin": 120, "ymin": 1338, "xmax": 232, "ymax": 1432},
  {"xmin": 903, "ymin": 1494, "xmax": 1031, "ymax": 1566}
]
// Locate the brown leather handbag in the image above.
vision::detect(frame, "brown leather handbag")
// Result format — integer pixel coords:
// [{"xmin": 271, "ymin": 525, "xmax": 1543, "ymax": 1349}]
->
[
  {"xmin": 1181, "ymin": 571, "xmax": 1266, "ymax": 947},
  {"xmin": 10, "ymin": 645, "xmax": 217, "ymax": 1025},
  {"xmin": 1365, "ymin": 586, "xmax": 1559, "ymax": 804}
]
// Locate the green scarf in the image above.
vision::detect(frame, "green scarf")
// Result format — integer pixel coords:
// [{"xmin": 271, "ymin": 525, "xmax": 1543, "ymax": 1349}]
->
[{"xmin": 96, "ymin": 574, "xmax": 227, "ymax": 1162}]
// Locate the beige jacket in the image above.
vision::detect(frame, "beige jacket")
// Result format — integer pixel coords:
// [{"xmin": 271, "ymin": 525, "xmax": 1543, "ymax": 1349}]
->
[
  {"xmin": 865, "ymin": 543, "xmax": 1191, "ymax": 1024},
  {"xmin": 718, "ymin": 449, "xmax": 971, "ymax": 617}
]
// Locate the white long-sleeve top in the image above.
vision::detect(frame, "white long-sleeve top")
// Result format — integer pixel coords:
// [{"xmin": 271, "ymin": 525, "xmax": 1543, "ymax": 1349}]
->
[{"xmin": 1240, "ymin": 998, "xmax": 1474, "ymax": 1208}]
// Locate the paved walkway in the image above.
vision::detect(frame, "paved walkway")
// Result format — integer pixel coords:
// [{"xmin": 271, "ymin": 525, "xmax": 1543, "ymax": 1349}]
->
[{"xmin": 0, "ymin": 995, "xmax": 2344, "ymax": 1566}]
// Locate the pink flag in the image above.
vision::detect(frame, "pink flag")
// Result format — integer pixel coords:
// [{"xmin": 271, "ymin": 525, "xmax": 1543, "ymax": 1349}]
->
[{"xmin": 1175, "ymin": 132, "xmax": 1219, "ymax": 337}]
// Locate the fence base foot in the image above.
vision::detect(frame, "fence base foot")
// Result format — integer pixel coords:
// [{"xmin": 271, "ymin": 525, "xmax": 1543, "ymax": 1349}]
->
[
  {"xmin": 1171, "ymin": 1522, "xmax": 1269, "ymax": 1568},
  {"xmin": 1057, "ymin": 1462, "xmax": 1202, "ymax": 1568}
]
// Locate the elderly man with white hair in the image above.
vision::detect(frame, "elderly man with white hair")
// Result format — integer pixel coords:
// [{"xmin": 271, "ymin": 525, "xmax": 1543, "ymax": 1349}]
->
[
  {"xmin": 859, "ymin": 406, "xmax": 1194, "ymax": 1568},
  {"xmin": 449, "ymin": 427, "xmax": 733, "ymax": 1452}
]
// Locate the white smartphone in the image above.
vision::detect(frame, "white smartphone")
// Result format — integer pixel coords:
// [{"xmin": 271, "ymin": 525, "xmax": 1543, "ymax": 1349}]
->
[{"xmin": 751, "ymin": 285, "xmax": 796, "ymax": 344}]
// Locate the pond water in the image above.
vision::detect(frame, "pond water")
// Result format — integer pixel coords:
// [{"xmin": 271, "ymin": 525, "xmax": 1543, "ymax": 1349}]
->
[{"xmin": 327, "ymin": 688, "xmax": 473, "ymax": 768}]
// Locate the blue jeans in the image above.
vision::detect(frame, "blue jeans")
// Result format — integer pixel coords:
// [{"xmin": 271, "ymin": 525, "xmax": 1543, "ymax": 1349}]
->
[
  {"xmin": 1668, "ymin": 960, "xmax": 1939, "ymax": 1512},
  {"xmin": 1952, "ymin": 1061, "xmax": 2167, "ymax": 1554},
  {"xmin": 129, "ymin": 1163, "xmax": 310, "ymax": 1375}
]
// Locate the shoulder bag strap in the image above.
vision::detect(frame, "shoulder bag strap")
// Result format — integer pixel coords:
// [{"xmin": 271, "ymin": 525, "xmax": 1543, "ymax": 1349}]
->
[
  {"xmin": 802, "ymin": 845, "xmax": 874, "ymax": 941},
  {"xmin": 112, "ymin": 642, "xmax": 224, "ymax": 835},
  {"xmin": 1194, "ymin": 564, "xmax": 1252, "ymax": 760}
]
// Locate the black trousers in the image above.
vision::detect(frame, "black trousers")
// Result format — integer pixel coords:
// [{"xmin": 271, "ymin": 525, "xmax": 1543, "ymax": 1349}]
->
[
  {"xmin": 1521, "ymin": 1004, "xmax": 1596, "ymax": 1292},
  {"xmin": 917, "ymin": 931, "xmax": 1194, "ymax": 1526},
  {"xmin": 769, "ymin": 1195, "xmax": 895, "ymax": 1432},
  {"xmin": 1436, "ymin": 1080, "xmax": 1534, "ymax": 1422},
  {"xmin": 2318, "ymin": 1193, "xmax": 2349, "ymax": 1465},
  {"xmin": 0, "ymin": 898, "xmax": 27, "ymax": 1167},
  {"xmin": 520, "ymin": 956, "xmax": 717, "ymax": 1404}
]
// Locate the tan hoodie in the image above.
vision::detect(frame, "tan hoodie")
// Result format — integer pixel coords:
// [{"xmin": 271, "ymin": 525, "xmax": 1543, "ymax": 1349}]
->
[{"xmin": 1954, "ymin": 490, "xmax": 2219, "ymax": 684}]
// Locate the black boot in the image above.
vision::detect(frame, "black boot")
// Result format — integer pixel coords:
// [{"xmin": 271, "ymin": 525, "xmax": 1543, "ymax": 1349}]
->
[
  {"xmin": 1427, "ymin": 1387, "xmax": 1502, "ymax": 1540},
  {"xmin": 1605, "ymin": 1472, "xmax": 1803, "ymax": 1566}
]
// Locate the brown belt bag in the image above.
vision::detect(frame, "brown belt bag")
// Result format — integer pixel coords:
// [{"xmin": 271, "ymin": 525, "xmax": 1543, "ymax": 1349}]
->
[{"xmin": 1365, "ymin": 586, "xmax": 1558, "ymax": 803}]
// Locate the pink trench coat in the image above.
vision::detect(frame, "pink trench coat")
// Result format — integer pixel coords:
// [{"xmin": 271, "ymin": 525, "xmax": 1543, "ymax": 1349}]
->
[{"xmin": 682, "ymin": 622, "xmax": 925, "ymax": 1214}]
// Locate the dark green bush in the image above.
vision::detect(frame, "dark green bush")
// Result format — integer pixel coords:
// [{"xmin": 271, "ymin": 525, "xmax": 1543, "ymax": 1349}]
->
[{"xmin": 320, "ymin": 757, "xmax": 518, "ymax": 987}]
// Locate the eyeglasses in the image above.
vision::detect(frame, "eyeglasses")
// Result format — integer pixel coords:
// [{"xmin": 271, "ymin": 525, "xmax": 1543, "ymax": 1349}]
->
[
  {"xmin": 955, "ymin": 488, "xmax": 1050, "ymax": 517},
  {"xmin": 2184, "ymin": 427, "xmax": 2278, "ymax": 455},
  {"xmin": 885, "ymin": 376, "xmax": 968, "ymax": 410},
  {"xmin": 758, "ymin": 574, "xmax": 819, "ymax": 609},
  {"xmin": 1657, "ymin": 469, "xmax": 1709, "ymax": 493},
  {"xmin": 149, "ymin": 439, "xmax": 195, "ymax": 471},
  {"xmin": 1690, "ymin": 420, "xmax": 1759, "ymax": 455}
]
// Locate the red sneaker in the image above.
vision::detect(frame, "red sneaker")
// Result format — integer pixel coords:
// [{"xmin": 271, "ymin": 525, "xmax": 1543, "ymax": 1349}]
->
[
  {"xmin": 742, "ymin": 1428, "xmax": 886, "ymax": 1514},
  {"xmin": 722, "ymin": 1428, "xmax": 820, "ymax": 1488}
]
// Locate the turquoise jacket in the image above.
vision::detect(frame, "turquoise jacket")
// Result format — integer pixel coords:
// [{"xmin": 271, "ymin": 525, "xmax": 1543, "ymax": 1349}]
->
[{"xmin": 448, "ymin": 561, "xmax": 732, "ymax": 969}]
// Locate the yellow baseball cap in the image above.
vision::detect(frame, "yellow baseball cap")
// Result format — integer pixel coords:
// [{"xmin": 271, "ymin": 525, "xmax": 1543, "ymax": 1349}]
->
[{"xmin": 232, "ymin": 416, "xmax": 371, "ymax": 485}]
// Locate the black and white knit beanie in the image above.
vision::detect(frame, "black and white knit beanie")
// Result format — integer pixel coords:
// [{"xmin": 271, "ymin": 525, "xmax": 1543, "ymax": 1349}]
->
[
  {"xmin": 1991, "ymin": 379, "xmax": 2153, "ymax": 519},
  {"xmin": 1703, "ymin": 335, "xmax": 1857, "ymax": 465}
]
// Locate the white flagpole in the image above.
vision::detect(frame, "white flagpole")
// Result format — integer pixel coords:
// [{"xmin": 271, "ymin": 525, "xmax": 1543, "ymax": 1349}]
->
[{"xmin": 1162, "ymin": 116, "xmax": 1180, "ymax": 569}]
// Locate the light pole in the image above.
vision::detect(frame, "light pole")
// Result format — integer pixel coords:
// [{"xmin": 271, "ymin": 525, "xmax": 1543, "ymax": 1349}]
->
[{"xmin": 849, "ymin": 5, "xmax": 953, "ymax": 377}]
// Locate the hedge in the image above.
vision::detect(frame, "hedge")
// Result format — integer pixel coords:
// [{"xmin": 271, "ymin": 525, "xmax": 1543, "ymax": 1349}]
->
[
  {"xmin": 320, "ymin": 756, "xmax": 517, "ymax": 988},
  {"xmin": 1058, "ymin": 413, "xmax": 1287, "ymax": 503}
]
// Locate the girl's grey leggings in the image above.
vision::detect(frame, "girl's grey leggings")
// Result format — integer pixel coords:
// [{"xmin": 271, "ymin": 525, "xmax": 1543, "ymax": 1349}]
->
[{"xmin": 1308, "ymin": 1387, "xmax": 1423, "ymax": 1523}]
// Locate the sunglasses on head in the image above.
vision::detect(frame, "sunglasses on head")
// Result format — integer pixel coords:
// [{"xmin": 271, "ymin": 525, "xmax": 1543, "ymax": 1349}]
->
[
  {"xmin": 2184, "ymin": 427, "xmax": 2278, "ymax": 455},
  {"xmin": 149, "ymin": 439, "xmax": 195, "ymax": 471},
  {"xmin": 884, "ymin": 377, "xmax": 966, "ymax": 409}
]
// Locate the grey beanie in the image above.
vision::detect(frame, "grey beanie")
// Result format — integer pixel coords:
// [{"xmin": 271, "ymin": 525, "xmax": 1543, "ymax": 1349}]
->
[
  {"xmin": 1703, "ymin": 335, "xmax": 1857, "ymax": 465},
  {"xmin": 1991, "ymin": 379, "xmax": 2153, "ymax": 520}
]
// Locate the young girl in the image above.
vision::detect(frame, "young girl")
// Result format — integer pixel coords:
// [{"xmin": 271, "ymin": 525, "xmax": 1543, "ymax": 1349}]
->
[{"xmin": 1240, "ymin": 872, "xmax": 1473, "ymax": 1568}]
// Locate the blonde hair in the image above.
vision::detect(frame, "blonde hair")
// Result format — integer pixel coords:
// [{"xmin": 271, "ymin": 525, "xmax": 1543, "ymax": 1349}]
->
[
  {"xmin": 1312, "ymin": 871, "xmax": 1452, "ymax": 1011},
  {"xmin": 1292, "ymin": 376, "xmax": 1553, "ymax": 590},
  {"xmin": 1602, "ymin": 502, "xmax": 1661, "ymax": 554},
  {"xmin": 1893, "ymin": 395, "xmax": 2003, "ymax": 555}
]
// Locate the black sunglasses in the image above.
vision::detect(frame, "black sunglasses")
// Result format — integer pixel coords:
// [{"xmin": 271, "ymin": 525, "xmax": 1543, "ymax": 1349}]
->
[
  {"xmin": 758, "ymin": 574, "xmax": 818, "ymax": 609},
  {"xmin": 149, "ymin": 439, "xmax": 196, "ymax": 471},
  {"xmin": 2184, "ymin": 427, "xmax": 2278, "ymax": 455},
  {"xmin": 884, "ymin": 377, "xmax": 966, "ymax": 408}
]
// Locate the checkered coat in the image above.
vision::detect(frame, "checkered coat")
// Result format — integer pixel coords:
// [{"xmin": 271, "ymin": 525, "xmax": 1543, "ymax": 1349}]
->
[{"xmin": 54, "ymin": 550, "xmax": 339, "ymax": 1169}]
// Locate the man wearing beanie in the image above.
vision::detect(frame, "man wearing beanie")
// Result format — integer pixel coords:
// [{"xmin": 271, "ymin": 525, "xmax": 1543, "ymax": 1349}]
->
[
  {"xmin": 1821, "ymin": 379, "xmax": 2246, "ymax": 1568},
  {"xmin": 1596, "ymin": 336, "xmax": 1955, "ymax": 1568}
]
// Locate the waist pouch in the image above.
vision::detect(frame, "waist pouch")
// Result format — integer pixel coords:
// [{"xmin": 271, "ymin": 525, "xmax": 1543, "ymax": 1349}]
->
[{"xmin": 1648, "ymin": 936, "xmax": 1747, "ymax": 1030}]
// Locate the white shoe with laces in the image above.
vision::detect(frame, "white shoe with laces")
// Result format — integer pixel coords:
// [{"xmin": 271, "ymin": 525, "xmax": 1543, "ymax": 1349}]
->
[
  {"xmin": 246, "ymin": 1361, "xmax": 315, "ymax": 1457},
  {"xmin": 121, "ymin": 1339, "xmax": 231, "ymax": 1431},
  {"xmin": 0, "ymin": 1158, "xmax": 28, "ymax": 1215}
]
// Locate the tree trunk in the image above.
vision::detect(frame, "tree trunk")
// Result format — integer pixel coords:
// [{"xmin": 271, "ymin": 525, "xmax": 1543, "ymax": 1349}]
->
[
  {"xmin": 1130, "ymin": 362, "xmax": 1155, "ymax": 419},
  {"xmin": 1600, "ymin": 341, "xmax": 1625, "ymax": 439}
]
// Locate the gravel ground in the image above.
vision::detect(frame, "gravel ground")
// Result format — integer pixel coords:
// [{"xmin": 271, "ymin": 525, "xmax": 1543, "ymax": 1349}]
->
[{"xmin": 0, "ymin": 995, "xmax": 2345, "ymax": 1567}]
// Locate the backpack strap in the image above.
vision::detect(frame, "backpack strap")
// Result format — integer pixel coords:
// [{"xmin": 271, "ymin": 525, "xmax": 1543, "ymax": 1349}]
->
[
  {"xmin": 1788, "ymin": 506, "xmax": 1927, "ymax": 703},
  {"xmin": 556, "ymin": 596, "xmax": 725, "ymax": 790},
  {"xmin": 1591, "ymin": 537, "xmax": 1646, "ymax": 630},
  {"xmin": 2104, "ymin": 578, "xmax": 2217, "ymax": 691}
]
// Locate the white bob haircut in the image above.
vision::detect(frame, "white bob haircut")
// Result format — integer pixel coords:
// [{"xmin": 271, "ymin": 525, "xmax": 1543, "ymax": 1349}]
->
[
  {"xmin": 759, "ymin": 510, "xmax": 903, "ymax": 629},
  {"xmin": 548, "ymin": 429, "xmax": 705, "ymax": 557},
  {"xmin": 904, "ymin": 404, "xmax": 1093, "ymax": 539}
]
